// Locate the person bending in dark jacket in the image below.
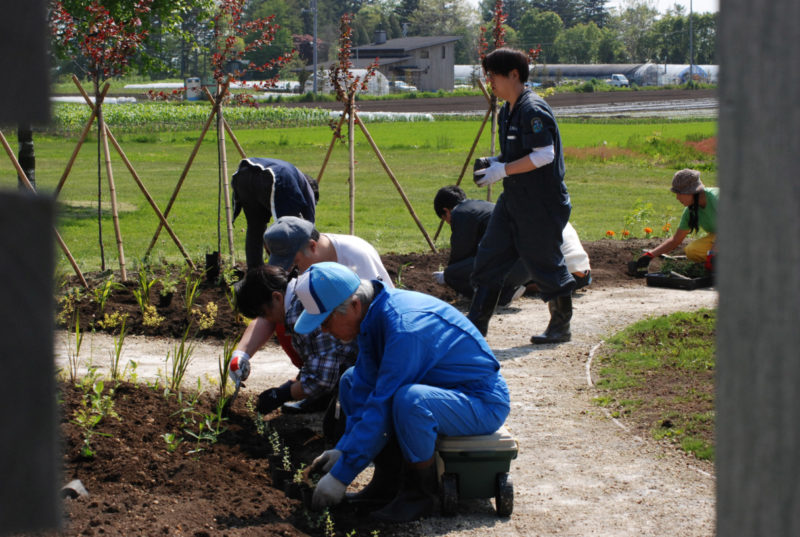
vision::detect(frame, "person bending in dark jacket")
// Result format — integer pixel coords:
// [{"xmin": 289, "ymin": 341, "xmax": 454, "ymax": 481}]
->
[
  {"xmin": 433, "ymin": 185, "xmax": 591, "ymax": 305},
  {"xmin": 231, "ymin": 157, "xmax": 319, "ymax": 269}
]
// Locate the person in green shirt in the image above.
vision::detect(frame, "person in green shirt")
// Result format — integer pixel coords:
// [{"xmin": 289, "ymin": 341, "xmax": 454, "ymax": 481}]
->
[{"xmin": 633, "ymin": 169, "xmax": 718, "ymax": 274}]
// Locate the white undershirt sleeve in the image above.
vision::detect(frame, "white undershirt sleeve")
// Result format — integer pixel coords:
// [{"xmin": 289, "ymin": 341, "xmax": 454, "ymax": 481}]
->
[{"xmin": 528, "ymin": 144, "xmax": 555, "ymax": 168}]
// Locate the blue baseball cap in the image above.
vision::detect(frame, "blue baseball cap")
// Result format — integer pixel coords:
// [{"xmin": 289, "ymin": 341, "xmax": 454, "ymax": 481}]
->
[
  {"xmin": 294, "ymin": 262, "xmax": 361, "ymax": 334},
  {"xmin": 264, "ymin": 216, "xmax": 315, "ymax": 270}
]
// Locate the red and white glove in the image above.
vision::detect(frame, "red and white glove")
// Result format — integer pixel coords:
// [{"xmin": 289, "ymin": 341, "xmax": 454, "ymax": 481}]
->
[{"xmin": 229, "ymin": 350, "xmax": 251, "ymax": 387}]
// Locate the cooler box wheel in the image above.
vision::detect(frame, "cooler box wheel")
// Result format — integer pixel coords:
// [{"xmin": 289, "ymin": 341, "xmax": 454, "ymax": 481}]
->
[
  {"xmin": 495, "ymin": 472, "xmax": 514, "ymax": 517},
  {"xmin": 441, "ymin": 473, "xmax": 459, "ymax": 516}
]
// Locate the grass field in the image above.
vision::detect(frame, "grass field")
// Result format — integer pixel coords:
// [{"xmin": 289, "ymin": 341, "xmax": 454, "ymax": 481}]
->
[
  {"xmin": 593, "ymin": 308, "xmax": 716, "ymax": 460},
  {"xmin": 6, "ymin": 116, "xmax": 716, "ymax": 273}
]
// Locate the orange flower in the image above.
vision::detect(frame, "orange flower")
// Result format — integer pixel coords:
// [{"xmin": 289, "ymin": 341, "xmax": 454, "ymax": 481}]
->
[
  {"xmin": 606, "ymin": 230, "xmax": 615, "ymax": 237},
  {"xmin": 622, "ymin": 229, "xmax": 630, "ymax": 237},
  {"xmin": 644, "ymin": 227, "xmax": 653, "ymax": 234},
  {"xmin": 662, "ymin": 223, "xmax": 671, "ymax": 232}
]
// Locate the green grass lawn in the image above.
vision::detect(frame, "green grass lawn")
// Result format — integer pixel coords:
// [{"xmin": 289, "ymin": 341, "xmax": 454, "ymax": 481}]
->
[
  {"xmin": 592, "ymin": 308, "xmax": 716, "ymax": 460},
  {"xmin": 7, "ymin": 117, "xmax": 716, "ymax": 273}
]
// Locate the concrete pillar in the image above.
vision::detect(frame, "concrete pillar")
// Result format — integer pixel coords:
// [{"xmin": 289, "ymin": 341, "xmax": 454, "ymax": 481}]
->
[
  {"xmin": 0, "ymin": 192, "xmax": 59, "ymax": 535},
  {"xmin": 716, "ymin": 1, "xmax": 800, "ymax": 535}
]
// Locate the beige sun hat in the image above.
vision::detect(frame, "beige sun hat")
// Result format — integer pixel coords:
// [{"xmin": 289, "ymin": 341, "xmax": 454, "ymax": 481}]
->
[{"xmin": 670, "ymin": 169, "xmax": 705, "ymax": 194}]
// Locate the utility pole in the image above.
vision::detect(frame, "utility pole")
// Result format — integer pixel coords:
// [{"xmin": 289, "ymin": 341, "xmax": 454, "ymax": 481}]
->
[
  {"xmin": 689, "ymin": 0, "xmax": 694, "ymax": 83},
  {"xmin": 312, "ymin": 0, "xmax": 318, "ymax": 93}
]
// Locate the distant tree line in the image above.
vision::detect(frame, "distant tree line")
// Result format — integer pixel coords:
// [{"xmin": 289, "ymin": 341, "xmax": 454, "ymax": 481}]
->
[{"xmin": 49, "ymin": 0, "xmax": 717, "ymax": 82}]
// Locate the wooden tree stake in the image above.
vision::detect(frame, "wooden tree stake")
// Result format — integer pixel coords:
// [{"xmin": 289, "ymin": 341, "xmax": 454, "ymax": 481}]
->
[
  {"xmin": 348, "ymin": 98, "xmax": 356, "ymax": 234},
  {"xmin": 145, "ymin": 85, "xmax": 228, "ymax": 257},
  {"xmin": 0, "ymin": 130, "xmax": 88, "ymax": 287},
  {"xmin": 354, "ymin": 113, "xmax": 436, "ymax": 252},
  {"xmin": 97, "ymin": 100, "xmax": 127, "ymax": 280},
  {"xmin": 72, "ymin": 80, "xmax": 197, "ymax": 270},
  {"xmin": 216, "ymin": 84, "xmax": 236, "ymax": 262}
]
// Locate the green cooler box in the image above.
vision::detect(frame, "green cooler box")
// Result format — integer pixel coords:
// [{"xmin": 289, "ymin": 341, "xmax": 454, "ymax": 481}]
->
[{"xmin": 435, "ymin": 426, "xmax": 518, "ymax": 517}]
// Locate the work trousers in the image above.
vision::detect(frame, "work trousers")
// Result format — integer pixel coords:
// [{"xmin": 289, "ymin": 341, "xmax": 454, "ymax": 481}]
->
[
  {"xmin": 338, "ymin": 367, "xmax": 509, "ymax": 464},
  {"xmin": 231, "ymin": 171, "xmax": 273, "ymax": 269},
  {"xmin": 445, "ymin": 256, "xmax": 530, "ymax": 298},
  {"xmin": 472, "ymin": 188, "xmax": 575, "ymax": 302},
  {"xmin": 684, "ymin": 233, "xmax": 716, "ymax": 263}
]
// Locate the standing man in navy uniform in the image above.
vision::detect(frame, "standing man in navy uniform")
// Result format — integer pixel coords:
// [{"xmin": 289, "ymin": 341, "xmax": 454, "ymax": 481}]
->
[
  {"xmin": 470, "ymin": 48, "xmax": 576, "ymax": 344},
  {"xmin": 231, "ymin": 158, "xmax": 319, "ymax": 269}
]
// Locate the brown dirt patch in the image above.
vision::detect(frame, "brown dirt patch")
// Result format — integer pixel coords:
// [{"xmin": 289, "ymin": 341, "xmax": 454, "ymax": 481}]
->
[
  {"xmin": 686, "ymin": 136, "xmax": 717, "ymax": 155},
  {"xmin": 61, "ymin": 238, "xmax": 664, "ymax": 341}
]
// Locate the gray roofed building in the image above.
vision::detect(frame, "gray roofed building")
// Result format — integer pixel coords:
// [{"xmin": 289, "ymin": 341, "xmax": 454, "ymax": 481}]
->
[{"xmin": 352, "ymin": 32, "xmax": 461, "ymax": 92}]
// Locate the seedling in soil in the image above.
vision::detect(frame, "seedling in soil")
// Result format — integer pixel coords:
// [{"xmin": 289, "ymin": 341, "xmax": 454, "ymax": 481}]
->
[
  {"xmin": 218, "ymin": 337, "xmax": 240, "ymax": 403},
  {"xmin": 161, "ymin": 432, "xmax": 184, "ymax": 453},
  {"xmin": 72, "ymin": 372, "xmax": 120, "ymax": 458},
  {"xmin": 165, "ymin": 324, "xmax": 197, "ymax": 393},
  {"xmin": 132, "ymin": 263, "xmax": 158, "ymax": 311},
  {"xmin": 395, "ymin": 261, "xmax": 413, "ymax": 289},
  {"xmin": 108, "ymin": 316, "xmax": 128, "ymax": 380},
  {"xmin": 192, "ymin": 301, "xmax": 218, "ymax": 331},
  {"xmin": 66, "ymin": 312, "xmax": 84, "ymax": 384},
  {"xmin": 183, "ymin": 274, "xmax": 202, "ymax": 318},
  {"xmin": 245, "ymin": 396, "xmax": 267, "ymax": 437},
  {"xmin": 282, "ymin": 445, "xmax": 293, "ymax": 471},
  {"xmin": 92, "ymin": 277, "xmax": 123, "ymax": 314}
]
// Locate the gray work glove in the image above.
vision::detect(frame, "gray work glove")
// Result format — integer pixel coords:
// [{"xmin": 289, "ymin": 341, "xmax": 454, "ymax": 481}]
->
[
  {"xmin": 432, "ymin": 271, "xmax": 445, "ymax": 285},
  {"xmin": 312, "ymin": 473, "xmax": 346, "ymax": 510},
  {"xmin": 310, "ymin": 449, "xmax": 343, "ymax": 474}
]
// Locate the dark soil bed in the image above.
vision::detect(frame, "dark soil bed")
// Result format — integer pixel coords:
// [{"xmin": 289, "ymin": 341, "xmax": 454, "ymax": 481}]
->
[
  {"xmin": 60, "ymin": 239, "xmax": 665, "ymax": 342},
  {"xmin": 38, "ymin": 238, "xmax": 679, "ymax": 537}
]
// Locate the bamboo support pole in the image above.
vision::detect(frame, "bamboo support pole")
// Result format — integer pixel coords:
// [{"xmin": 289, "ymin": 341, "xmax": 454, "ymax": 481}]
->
[
  {"xmin": 54, "ymin": 79, "xmax": 110, "ymax": 196},
  {"xmin": 223, "ymin": 118, "xmax": 247, "ymax": 159},
  {"xmin": 98, "ymin": 105, "xmax": 127, "ymax": 280},
  {"xmin": 432, "ymin": 105, "xmax": 493, "ymax": 241},
  {"xmin": 73, "ymin": 82, "xmax": 197, "ymax": 270},
  {"xmin": 488, "ymin": 95, "xmax": 498, "ymax": 202},
  {"xmin": 348, "ymin": 100, "xmax": 356, "ymax": 234},
  {"xmin": 317, "ymin": 113, "xmax": 347, "ymax": 184},
  {"xmin": 145, "ymin": 85, "xmax": 227, "ymax": 258},
  {"xmin": 104, "ymin": 126, "xmax": 197, "ymax": 271},
  {"xmin": 354, "ymin": 113, "xmax": 436, "ymax": 253},
  {"xmin": 216, "ymin": 84, "xmax": 236, "ymax": 261},
  {"xmin": 0, "ymin": 130, "xmax": 88, "ymax": 287}
]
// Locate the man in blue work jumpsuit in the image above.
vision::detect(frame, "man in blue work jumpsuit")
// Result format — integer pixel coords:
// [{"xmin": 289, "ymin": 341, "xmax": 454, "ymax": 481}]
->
[
  {"xmin": 470, "ymin": 48, "xmax": 576, "ymax": 344},
  {"xmin": 231, "ymin": 157, "xmax": 318, "ymax": 269},
  {"xmin": 292, "ymin": 262, "xmax": 510, "ymax": 522}
]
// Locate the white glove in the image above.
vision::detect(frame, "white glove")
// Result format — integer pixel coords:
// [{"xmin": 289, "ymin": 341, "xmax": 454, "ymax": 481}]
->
[
  {"xmin": 229, "ymin": 350, "xmax": 251, "ymax": 387},
  {"xmin": 474, "ymin": 160, "xmax": 507, "ymax": 187},
  {"xmin": 432, "ymin": 271, "xmax": 445, "ymax": 285},
  {"xmin": 311, "ymin": 449, "xmax": 343, "ymax": 474},
  {"xmin": 312, "ymin": 473, "xmax": 347, "ymax": 510}
]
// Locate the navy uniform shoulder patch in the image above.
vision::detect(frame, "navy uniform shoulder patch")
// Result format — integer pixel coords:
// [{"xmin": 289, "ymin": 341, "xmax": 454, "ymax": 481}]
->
[{"xmin": 532, "ymin": 117, "xmax": 544, "ymax": 133}]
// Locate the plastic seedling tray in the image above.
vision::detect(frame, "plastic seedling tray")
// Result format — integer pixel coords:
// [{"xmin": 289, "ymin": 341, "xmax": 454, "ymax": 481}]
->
[{"xmin": 645, "ymin": 272, "xmax": 713, "ymax": 290}]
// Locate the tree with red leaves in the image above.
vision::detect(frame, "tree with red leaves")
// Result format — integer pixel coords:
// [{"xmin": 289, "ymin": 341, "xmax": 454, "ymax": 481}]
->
[
  {"xmin": 329, "ymin": 13, "xmax": 378, "ymax": 141},
  {"xmin": 49, "ymin": 0, "xmax": 155, "ymax": 276},
  {"xmin": 211, "ymin": 0, "xmax": 294, "ymax": 107},
  {"xmin": 50, "ymin": 0, "xmax": 152, "ymax": 86}
]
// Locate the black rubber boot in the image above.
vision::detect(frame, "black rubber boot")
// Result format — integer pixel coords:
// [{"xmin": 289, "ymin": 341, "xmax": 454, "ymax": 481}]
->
[
  {"xmin": 467, "ymin": 286, "xmax": 502, "ymax": 336},
  {"xmin": 370, "ymin": 458, "xmax": 439, "ymax": 523},
  {"xmin": 346, "ymin": 440, "xmax": 402, "ymax": 505},
  {"xmin": 530, "ymin": 295, "xmax": 572, "ymax": 344}
]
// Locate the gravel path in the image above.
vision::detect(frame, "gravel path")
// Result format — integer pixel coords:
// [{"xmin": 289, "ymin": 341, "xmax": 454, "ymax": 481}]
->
[{"xmin": 54, "ymin": 283, "xmax": 718, "ymax": 537}]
